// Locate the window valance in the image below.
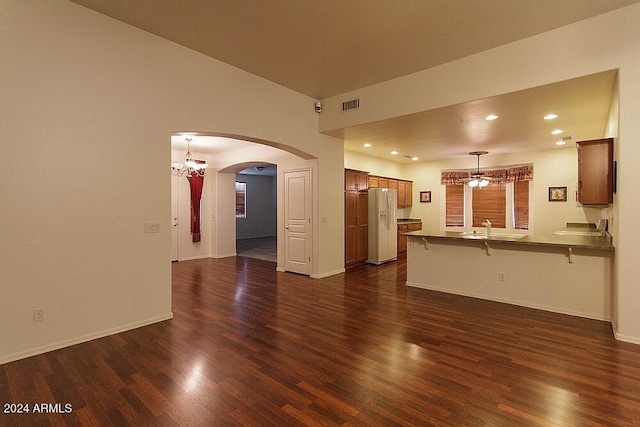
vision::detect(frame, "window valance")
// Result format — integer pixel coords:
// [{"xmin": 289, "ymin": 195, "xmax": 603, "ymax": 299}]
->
[
  {"xmin": 441, "ymin": 171, "xmax": 470, "ymax": 185},
  {"xmin": 441, "ymin": 164, "xmax": 533, "ymax": 185},
  {"xmin": 506, "ymin": 165, "xmax": 534, "ymax": 182}
]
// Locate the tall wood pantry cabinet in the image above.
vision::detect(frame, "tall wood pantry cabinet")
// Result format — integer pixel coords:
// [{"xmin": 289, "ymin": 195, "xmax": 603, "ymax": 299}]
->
[
  {"xmin": 345, "ymin": 169, "xmax": 369, "ymax": 268},
  {"xmin": 577, "ymin": 138, "xmax": 613, "ymax": 205}
]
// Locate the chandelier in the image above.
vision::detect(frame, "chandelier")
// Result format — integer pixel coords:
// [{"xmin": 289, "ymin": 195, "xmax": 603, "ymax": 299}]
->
[{"xmin": 171, "ymin": 138, "xmax": 208, "ymax": 177}]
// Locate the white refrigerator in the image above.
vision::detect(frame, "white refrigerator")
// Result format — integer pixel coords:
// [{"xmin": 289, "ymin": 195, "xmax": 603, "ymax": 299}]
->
[{"xmin": 367, "ymin": 188, "xmax": 398, "ymax": 265}]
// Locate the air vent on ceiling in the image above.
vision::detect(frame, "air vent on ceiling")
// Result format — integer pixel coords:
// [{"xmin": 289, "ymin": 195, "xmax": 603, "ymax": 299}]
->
[{"xmin": 342, "ymin": 98, "xmax": 360, "ymax": 112}]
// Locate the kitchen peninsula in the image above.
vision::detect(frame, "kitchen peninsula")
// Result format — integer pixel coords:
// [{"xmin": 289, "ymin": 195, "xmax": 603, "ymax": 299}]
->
[{"xmin": 404, "ymin": 229, "xmax": 614, "ymax": 321}]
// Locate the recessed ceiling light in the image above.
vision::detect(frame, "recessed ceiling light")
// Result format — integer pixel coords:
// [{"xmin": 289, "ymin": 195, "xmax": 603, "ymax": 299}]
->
[
  {"xmin": 555, "ymin": 140, "xmax": 566, "ymax": 146},
  {"xmin": 544, "ymin": 113, "xmax": 558, "ymax": 120},
  {"xmin": 391, "ymin": 150, "xmax": 398, "ymax": 155},
  {"xmin": 485, "ymin": 114, "xmax": 499, "ymax": 121},
  {"xmin": 363, "ymin": 143, "xmax": 372, "ymax": 148},
  {"xmin": 411, "ymin": 156, "xmax": 419, "ymax": 161},
  {"xmin": 551, "ymin": 129, "xmax": 563, "ymax": 135}
]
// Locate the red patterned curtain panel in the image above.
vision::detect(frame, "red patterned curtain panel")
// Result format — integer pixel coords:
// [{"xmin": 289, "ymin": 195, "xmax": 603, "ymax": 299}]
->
[{"xmin": 187, "ymin": 163, "xmax": 206, "ymax": 243}]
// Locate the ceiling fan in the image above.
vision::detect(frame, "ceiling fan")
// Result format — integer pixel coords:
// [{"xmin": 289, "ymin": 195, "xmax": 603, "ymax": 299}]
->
[{"xmin": 466, "ymin": 151, "xmax": 505, "ymax": 188}]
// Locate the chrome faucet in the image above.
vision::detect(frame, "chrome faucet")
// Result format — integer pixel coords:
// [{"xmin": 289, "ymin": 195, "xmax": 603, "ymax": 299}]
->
[{"xmin": 482, "ymin": 219, "xmax": 492, "ymax": 237}]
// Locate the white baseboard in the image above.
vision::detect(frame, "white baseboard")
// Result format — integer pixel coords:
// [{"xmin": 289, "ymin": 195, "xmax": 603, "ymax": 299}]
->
[
  {"xmin": 612, "ymin": 327, "xmax": 640, "ymax": 345},
  {"xmin": 179, "ymin": 254, "xmax": 212, "ymax": 261},
  {"xmin": 212, "ymin": 253, "xmax": 236, "ymax": 259},
  {"xmin": 406, "ymin": 281, "xmax": 611, "ymax": 322},
  {"xmin": 0, "ymin": 313, "xmax": 173, "ymax": 365},
  {"xmin": 311, "ymin": 268, "xmax": 345, "ymax": 279}
]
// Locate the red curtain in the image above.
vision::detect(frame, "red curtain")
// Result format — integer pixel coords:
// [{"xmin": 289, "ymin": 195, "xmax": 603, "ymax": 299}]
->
[{"xmin": 187, "ymin": 168, "xmax": 205, "ymax": 243}]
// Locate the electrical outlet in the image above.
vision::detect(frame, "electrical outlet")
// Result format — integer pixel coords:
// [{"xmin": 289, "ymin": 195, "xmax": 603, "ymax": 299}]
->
[
  {"xmin": 144, "ymin": 222, "xmax": 160, "ymax": 233},
  {"xmin": 33, "ymin": 308, "xmax": 45, "ymax": 322},
  {"xmin": 499, "ymin": 272, "xmax": 506, "ymax": 282}
]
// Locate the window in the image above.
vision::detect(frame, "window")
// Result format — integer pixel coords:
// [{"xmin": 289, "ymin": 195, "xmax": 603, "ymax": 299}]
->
[
  {"xmin": 472, "ymin": 182, "xmax": 506, "ymax": 228},
  {"xmin": 445, "ymin": 184, "xmax": 464, "ymax": 227},
  {"xmin": 513, "ymin": 180, "xmax": 529, "ymax": 230},
  {"xmin": 235, "ymin": 182, "xmax": 246, "ymax": 218},
  {"xmin": 442, "ymin": 165, "xmax": 532, "ymax": 231}
]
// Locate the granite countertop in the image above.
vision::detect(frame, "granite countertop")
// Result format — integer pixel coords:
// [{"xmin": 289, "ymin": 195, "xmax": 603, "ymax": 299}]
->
[{"xmin": 404, "ymin": 229, "xmax": 614, "ymax": 251}]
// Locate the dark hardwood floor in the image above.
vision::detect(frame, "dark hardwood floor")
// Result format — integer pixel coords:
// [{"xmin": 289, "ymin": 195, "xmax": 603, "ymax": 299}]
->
[{"xmin": 2, "ymin": 256, "xmax": 640, "ymax": 426}]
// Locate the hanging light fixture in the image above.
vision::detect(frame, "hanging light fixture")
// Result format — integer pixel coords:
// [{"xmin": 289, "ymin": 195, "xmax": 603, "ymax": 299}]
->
[
  {"xmin": 171, "ymin": 138, "xmax": 208, "ymax": 177},
  {"xmin": 467, "ymin": 151, "xmax": 490, "ymax": 188}
]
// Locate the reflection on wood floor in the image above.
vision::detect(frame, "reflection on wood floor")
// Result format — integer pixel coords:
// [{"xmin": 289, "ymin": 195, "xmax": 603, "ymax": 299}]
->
[{"xmin": 2, "ymin": 255, "xmax": 640, "ymax": 426}]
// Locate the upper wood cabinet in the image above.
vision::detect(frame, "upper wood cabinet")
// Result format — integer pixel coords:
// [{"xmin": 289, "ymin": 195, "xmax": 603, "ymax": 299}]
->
[
  {"xmin": 397, "ymin": 180, "xmax": 406, "ymax": 207},
  {"xmin": 577, "ymin": 138, "xmax": 613, "ymax": 205},
  {"xmin": 345, "ymin": 169, "xmax": 369, "ymax": 192},
  {"xmin": 404, "ymin": 181, "xmax": 413, "ymax": 206},
  {"xmin": 367, "ymin": 175, "xmax": 413, "ymax": 207}
]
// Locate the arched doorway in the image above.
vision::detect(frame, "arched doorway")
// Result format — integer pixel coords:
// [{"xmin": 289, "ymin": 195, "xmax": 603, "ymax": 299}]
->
[{"xmin": 171, "ymin": 132, "xmax": 317, "ymax": 275}]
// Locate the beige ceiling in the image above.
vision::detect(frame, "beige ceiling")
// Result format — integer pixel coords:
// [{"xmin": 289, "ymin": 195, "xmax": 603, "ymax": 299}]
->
[{"xmin": 72, "ymin": 0, "xmax": 633, "ymax": 161}]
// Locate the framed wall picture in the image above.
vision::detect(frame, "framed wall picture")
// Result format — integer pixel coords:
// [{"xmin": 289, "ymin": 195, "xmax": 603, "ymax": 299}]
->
[
  {"xmin": 549, "ymin": 186, "xmax": 567, "ymax": 202},
  {"xmin": 420, "ymin": 191, "xmax": 431, "ymax": 203}
]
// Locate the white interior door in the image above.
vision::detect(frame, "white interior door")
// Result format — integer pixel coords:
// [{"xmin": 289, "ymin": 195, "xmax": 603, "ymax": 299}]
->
[
  {"xmin": 284, "ymin": 169, "xmax": 312, "ymax": 275},
  {"xmin": 171, "ymin": 174, "xmax": 179, "ymax": 261}
]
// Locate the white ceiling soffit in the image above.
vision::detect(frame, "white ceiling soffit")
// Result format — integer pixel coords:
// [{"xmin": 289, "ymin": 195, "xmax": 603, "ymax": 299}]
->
[{"xmin": 335, "ymin": 70, "xmax": 617, "ymax": 162}]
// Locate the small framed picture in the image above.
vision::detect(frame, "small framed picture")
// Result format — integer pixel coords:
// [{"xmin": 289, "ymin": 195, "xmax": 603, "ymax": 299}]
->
[
  {"xmin": 420, "ymin": 191, "xmax": 431, "ymax": 203},
  {"xmin": 549, "ymin": 186, "xmax": 567, "ymax": 202}
]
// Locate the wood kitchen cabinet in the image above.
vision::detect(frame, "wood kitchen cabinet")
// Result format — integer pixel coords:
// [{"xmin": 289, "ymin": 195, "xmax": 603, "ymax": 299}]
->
[
  {"xmin": 397, "ymin": 181, "xmax": 406, "ymax": 207},
  {"xmin": 405, "ymin": 181, "xmax": 413, "ymax": 206},
  {"xmin": 345, "ymin": 169, "xmax": 369, "ymax": 268},
  {"xmin": 577, "ymin": 138, "xmax": 613, "ymax": 205},
  {"xmin": 367, "ymin": 175, "xmax": 413, "ymax": 207},
  {"xmin": 397, "ymin": 221, "xmax": 422, "ymax": 254},
  {"xmin": 345, "ymin": 169, "xmax": 369, "ymax": 192},
  {"xmin": 397, "ymin": 181, "xmax": 413, "ymax": 207}
]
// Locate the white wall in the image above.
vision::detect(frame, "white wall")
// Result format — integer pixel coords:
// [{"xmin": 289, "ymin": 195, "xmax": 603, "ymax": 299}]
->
[
  {"xmin": 344, "ymin": 151, "xmax": 407, "ymax": 179},
  {"xmin": 0, "ymin": 0, "xmax": 344, "ymax": 363},
  {"xmin": 325, "ymin": 4, "xmax": 640, "ymax": 343}
]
